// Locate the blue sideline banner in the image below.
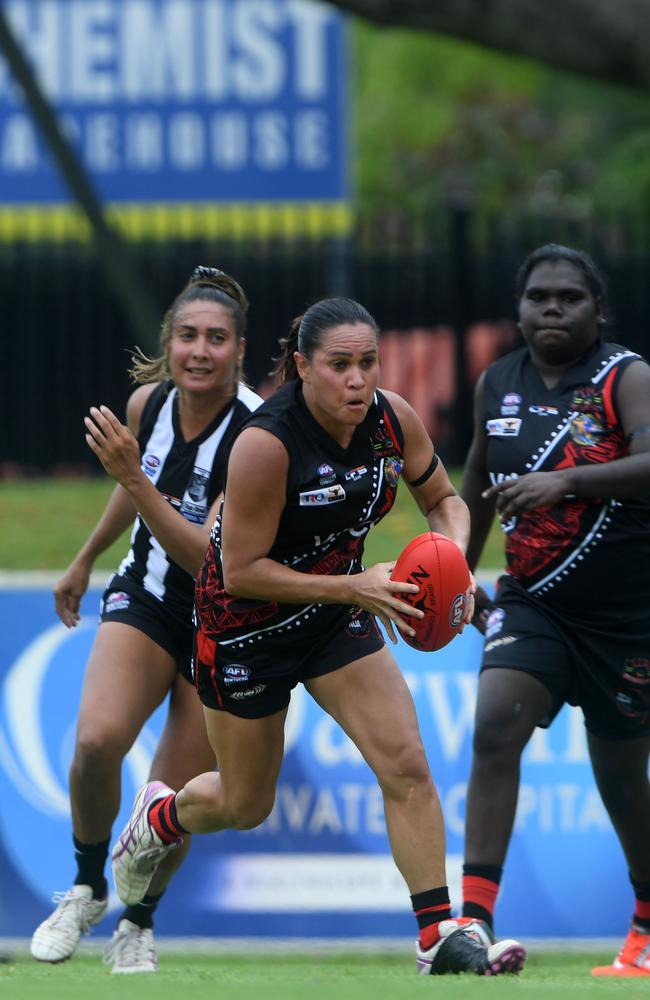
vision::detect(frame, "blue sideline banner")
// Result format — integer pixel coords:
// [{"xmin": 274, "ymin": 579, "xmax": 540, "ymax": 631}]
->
[
  {"xmin": 0, "ymin": 585, "xmax": 632, "ymax": 939},
  {"xmin": 0, "ymin": 0, "xmax": 347, "ymax": 205}
]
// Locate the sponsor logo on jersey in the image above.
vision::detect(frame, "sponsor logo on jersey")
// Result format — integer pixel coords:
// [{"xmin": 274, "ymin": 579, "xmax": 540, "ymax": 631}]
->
[
  {"xmin": 529, "ymin": 405, "xmax": 559, "ymax": 416},
  {"xmin": 485, "ymin": 607, "xmax": 505, "ymax": 638},
  {"xmin": 500, "ymin": 392, "xmax": 522, "ymax": 415},
  {"xmin": 484, "ymin": 634, "xmax": 517, "ymax": 653},
  {"xmin": 384, "ymin": 456, "xmax": 403, "ymax": 487},
  {"xmin": 345, "ymin": 466, "xmax": 368, "ymax": 481},
  {"xmin": 229, "ymin": 684, "xmax": 267, "ymax": 699},
  {"xmin": 449, "ymin": 594, "xmax": 465, "ymax": 628},
  {"xmin": 223, "ymin": 664, "xmax": 251, "ymax": 685},
  {"xmin": 486, "ymin": 417, "xmax": 522, "ymax": 437},
  {"xmin": 180, "ymin": 466, "xmax": 211, "ymax": 523},
  {"xmin": 570, "ymin": 413, "xmax": 604, "ymax": 446},
  {"xmin": 299, "ymin": 484, "xmax": 346, "ymax": 506},
  {"xmin": 103, "ymin": 591, "xmax": 130, "ymax": 613},
  {"xmin": 143, "ymin": 454, "xmax": 160, "ymax": 477}
]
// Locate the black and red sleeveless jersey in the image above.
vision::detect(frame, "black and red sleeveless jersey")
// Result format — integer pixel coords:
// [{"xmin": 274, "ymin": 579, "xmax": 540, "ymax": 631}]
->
[
  {"xmin": 195, "ymin": 380, "xmax": 408, "ymax": 642},
  {"xmin": 482, "ymin": 340, "xmax": 650, "ymax": 622}
]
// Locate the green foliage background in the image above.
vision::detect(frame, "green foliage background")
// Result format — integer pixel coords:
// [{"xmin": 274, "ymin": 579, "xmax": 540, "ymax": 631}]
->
[{"xmin": 353, "ymin": 23, "xmax": 650, "ymax": 230}]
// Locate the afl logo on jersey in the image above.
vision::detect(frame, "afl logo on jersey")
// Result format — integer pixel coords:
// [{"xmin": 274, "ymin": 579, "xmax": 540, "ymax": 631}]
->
[
  {"xmin": 299, "ymin": 484, "xmax": 346, "ymax": 506},
  {"xmin": 500, "ymin": 392, "xmax": 521, "ymax": 416},
  {"xmin": 317, "ymin": 463, "xmax": 336, "ymax": 485},
  {"xmin": 143, "ymin": 454, "xmax": 160, "ymax": 477}
]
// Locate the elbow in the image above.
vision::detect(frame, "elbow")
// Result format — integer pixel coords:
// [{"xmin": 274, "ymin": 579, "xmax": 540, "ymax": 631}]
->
[{"xmin": 222, "ymin": 562, "xmax": 249, "ymax": 597}]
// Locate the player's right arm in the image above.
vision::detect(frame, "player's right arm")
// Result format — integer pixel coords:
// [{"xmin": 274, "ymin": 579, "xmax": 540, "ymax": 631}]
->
[
  {"xmin": 220, "ymin": 427, "xmax": 421, "ymax": 643},
  {"xmin": 52, "ymin": 385, "xmax": 156, "ymax": 627},
  {"xmin": 460, "ymin": 372, "xmax": 497, "ymax": 631}
]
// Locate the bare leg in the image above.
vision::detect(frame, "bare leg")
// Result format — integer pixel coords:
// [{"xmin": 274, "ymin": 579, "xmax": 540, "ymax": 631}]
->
[
  {"xmin": 588, "ymin": 732, "xmax": 650, "ymax": 882},
  {"xmin": 464, "ymin": 668, "xmax": 552, "ymax": 865},
  {"xmin": 147, "ymin": 672, "xmax": 217, "ymax": 894},
  {"xmin": 70, "ymin": 623, "xmax": 176, "ymax": 842},
  {"xmin": 306, "ymin": 648, "xmax": 444, "ymax": 893},
  {"xmin": 174, "ymin": 706, "xmax": 287, "ymax": 832}
]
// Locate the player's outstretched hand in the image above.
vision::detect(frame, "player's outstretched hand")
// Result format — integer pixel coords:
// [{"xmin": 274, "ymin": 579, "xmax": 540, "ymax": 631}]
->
[
  {"xmin": 85, "ymin": 405, "xmax": 141, "ymax": 487},
  {"xmin": 352, "ymin": 562, "xmax": 424, "ymax": 645},
  {"xmin": 53, "ymin": 558, "xmax": 92, "ymax": 628}
]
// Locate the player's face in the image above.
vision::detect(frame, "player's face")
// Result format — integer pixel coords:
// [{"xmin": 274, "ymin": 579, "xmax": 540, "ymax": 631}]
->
[
  {"xmin": 518, "ymin": 260, "xmax": 603, "ymax": 366},
  {"xmin": 296, "ymin": 323, "xmax": 379, "ymax": 443},
  {"xmin": 167, "ymin": 300, "xmax": 243, "ymax": 398}
]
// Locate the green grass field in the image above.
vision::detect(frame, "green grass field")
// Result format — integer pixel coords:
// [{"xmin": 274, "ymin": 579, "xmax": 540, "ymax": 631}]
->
[
  {"xmin": 0, "ymin": 474, "xmax": 505, "ymax": 572},
  {"xmin": 3, "ymin": 950, "xmax": 647, "ymax": 1000}
]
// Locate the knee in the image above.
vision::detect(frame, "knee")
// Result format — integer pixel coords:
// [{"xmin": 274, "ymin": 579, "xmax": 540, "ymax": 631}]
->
[
  {"xmin": 72, "ymin": 725, "xmax": 128, "ymax": 777},
  {"xmin": 224, "ymin": 790, "xmax": 276, "ymax": 831},
  {"xmin": 472, "ymin": 711, "xmax": 526, "ymax": 762},
  {"xmin": 376, "ymin": 740, "xmax": 433, "ymax": 801}
]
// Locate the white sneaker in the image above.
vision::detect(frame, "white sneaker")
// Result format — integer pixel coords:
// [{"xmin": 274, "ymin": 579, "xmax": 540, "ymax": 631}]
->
[
  {"xmin": 103, "ymin": 919, "xmax": 157, "ymax": 974},
  {"xmin": 111, "ymin": 781, "xmax": 181, "ymax": 905},
  {"xmin": 30, "ymin": 885, "xmax": 107, "ymax": 963}
]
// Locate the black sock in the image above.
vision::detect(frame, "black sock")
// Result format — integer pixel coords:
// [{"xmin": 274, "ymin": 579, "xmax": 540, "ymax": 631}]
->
[
  {"xmin": 73, "ymin": 835, "xmax": 109, "ymax": 899},
  {"xmin": 410, "ymin": 886, "xmax": 452, "ymax": 947},
  {"xmin": 118, "ymin": 892, "xmax": 164, "ymax": 930}
]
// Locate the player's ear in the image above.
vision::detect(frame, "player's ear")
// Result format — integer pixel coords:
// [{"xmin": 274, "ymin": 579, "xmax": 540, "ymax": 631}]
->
[{"xmin": 294, "ymin": 351, "xmax": 311, "ymax": 382}]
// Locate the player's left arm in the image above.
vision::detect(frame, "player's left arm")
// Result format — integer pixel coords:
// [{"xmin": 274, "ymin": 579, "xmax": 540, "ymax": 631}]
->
[{"xmin": 485, "ymin": 360, "xmax": 650, "ymax": 521}]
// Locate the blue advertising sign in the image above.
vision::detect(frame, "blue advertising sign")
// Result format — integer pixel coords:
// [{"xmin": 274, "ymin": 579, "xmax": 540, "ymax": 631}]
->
[
  {"xmin": 0, "ymin": 584, "xmax": 631, "ymax": 940},
  {"xmin": 0, "ymin": 0, "xmax": 347, "ymax": 224}
]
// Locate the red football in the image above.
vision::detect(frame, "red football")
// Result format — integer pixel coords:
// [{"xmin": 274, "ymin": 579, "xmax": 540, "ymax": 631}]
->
[{"xmin": 391, "ymin": 532, "xmax": 470, "ymax": 652}]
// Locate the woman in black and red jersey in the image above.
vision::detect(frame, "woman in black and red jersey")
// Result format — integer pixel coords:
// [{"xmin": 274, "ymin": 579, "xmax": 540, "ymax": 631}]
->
[
  {"xmin": 112, "ymin": 296, "xmax": 525, "ymax": 977},
  {"xmin": 459, "ymin": 244, "xmax": 650, "ymax": 978}
]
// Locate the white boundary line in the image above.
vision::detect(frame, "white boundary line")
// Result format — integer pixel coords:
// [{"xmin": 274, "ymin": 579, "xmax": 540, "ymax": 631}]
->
[{"xmin": 0, "ymin": 936, "xmax": 620, "ymax": 955}]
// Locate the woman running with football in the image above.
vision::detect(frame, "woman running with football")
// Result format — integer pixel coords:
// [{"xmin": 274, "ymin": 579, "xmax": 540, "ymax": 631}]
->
[
  {"xmin": 112, "ymin": 295, "xmax": 525, "ymax": 976},
  {"xmin": 460, "ymin": 244, "xmax": 650, "ymax": 978}
]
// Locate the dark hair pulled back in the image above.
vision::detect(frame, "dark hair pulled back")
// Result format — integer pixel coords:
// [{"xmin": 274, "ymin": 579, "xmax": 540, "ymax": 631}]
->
[
  {"xmin": 130, "ymin": 266, "xmax": 248, "ymax": 384},
  {"xmin": 275, "ymin": 297, "xmax": 379, "ymax": 383}
]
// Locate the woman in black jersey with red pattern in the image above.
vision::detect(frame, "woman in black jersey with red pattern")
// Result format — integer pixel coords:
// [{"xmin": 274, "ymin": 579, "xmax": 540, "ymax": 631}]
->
[
  {"xmin": 31, "ymin": 268, "xmax": 261, "ymax": 973},
  {"xmin": 113, "ymin": 297, "xmax": 525, "ymax": 977},
  {"xmin": 459, "ymin": 245, "xmax": 650, "ymax": 978}
]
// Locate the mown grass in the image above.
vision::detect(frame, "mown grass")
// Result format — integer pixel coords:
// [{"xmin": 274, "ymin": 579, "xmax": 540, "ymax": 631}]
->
[
  {"xmin": 3, "ymin": 949, "xmax": 646, "ymax": 1000},
  {"xmin": 0, "ymin": 474, "xmax": 505, "ymax": 573}
]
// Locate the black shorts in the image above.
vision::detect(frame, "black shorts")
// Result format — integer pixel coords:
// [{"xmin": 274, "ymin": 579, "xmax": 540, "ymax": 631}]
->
[
  {"xmin": 100, "ymin": 585, "xmax": 194, "ymax": 684},
  {"xmin": 194, "ymin": 606, "xmax": 385, "ymax": 719},
  {"xmin": 481, "ymin": 576, "xmax": 650, "ymax": 740}
]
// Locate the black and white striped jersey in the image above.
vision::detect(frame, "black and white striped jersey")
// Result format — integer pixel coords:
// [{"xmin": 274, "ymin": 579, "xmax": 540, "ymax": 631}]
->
[{"xmin": 108, "ymin": 380, "xmax": 262, "ymax": 626}]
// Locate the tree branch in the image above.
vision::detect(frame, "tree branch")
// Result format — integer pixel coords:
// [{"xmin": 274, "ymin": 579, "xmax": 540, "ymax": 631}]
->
[{"xmin": 329, "ymin": 0, "xmax": 650, "ymax": 91}]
